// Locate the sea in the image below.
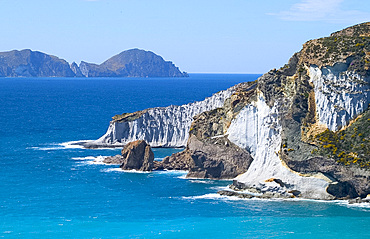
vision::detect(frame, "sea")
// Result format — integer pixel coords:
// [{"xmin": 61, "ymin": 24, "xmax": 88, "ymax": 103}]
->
[{"xmin": 0, "ymin": 74, "xmax": 369, "ymax": 238}]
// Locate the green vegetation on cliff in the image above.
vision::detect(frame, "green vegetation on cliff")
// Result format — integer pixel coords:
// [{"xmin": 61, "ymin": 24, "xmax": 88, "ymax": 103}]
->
[
  {"xmin": 300, "ymin": 22, "xmax": 370, "ymax": 76},
  {"xmin": 313, "ymin": 107, "xmax": 370, "ymax": 168}
]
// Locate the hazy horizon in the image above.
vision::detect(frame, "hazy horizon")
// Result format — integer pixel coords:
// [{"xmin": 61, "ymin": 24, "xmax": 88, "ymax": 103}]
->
[{"xmin": 0, "ymin": 0, "xmax": 369, "ymax": 74}]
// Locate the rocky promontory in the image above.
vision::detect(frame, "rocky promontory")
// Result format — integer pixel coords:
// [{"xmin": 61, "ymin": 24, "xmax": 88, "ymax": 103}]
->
[
  {"xmin": 93, "ymin": 22, "xmax": 370, "ymax": 200},
  {"xmin": 0, "ymin": 49, "xmax": 75, "ymax": 77},
  {"xmin": 0, "ymin": 48, "xmax": 187, "ymax": 78},
  {"xmin": 80, "ymin": 49, "xmax": 187, "ymax": 77}
]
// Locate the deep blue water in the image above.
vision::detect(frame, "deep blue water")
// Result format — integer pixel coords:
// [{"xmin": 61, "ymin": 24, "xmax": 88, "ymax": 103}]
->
[{"xmin": 0, "ymin": 74, "xmax": 369, "ymax": 238}]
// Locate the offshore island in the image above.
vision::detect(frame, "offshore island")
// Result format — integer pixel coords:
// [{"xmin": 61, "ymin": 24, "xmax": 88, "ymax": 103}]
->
[
  {"xmin": 0, "ymin": 48, "xmax": 188, "ymax": 78},
  {"xmin": 80, "ymin": 22, "xmax": 370, "ymax": 202}
]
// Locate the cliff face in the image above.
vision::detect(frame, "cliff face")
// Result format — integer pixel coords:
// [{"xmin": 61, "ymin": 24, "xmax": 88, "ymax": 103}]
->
[
  {"xmin": 225, "ymin": 23, "xmax": 370, "ymax": 199},
  {"xmin": 80, "ymin": 49, "xmax": 187, "ymax": 77},
  {"xmin": 84, "ymin": 84, "xmax": 237, "ymax": 148},
  {"xmin": 77, "ymin": 49, "xmax": 188, "ymax": 77},
  {"xmin": 94, "ymin": 22, "xmax": 370, "ymax": 199},
  {"xmin": 0, "ymin": 48, "xmax": 187, "ymax": 78},
  {"xmin": 0, "ymin": 49, "xmax": 75, "ymax": 77}
]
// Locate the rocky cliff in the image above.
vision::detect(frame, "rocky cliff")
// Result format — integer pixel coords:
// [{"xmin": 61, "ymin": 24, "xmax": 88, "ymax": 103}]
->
[
  {"xmin": 84, "ymin": 85, "xmax": 237, "ymax": 148},
  {"xmin": 0, "ymin": 48, "xmax": 187, "ymax": 78},
  {"xmin": 0, "ymin": 49, "xmax": 75, "ymax": 77},
  {"xmin": 223, "ymin": 23, "xmax": 369, "ymax": 199},
  {"xmin": 80, "ymin": 49, "xmax": 188, "ymax": 77},
  {"xmin": 94, "ymin": 22, "xmax": 370, "ymax": 199}
]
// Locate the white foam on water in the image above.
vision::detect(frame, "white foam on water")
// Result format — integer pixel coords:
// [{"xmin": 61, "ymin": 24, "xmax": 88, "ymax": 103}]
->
[
  {"xmin": 154, "ymin": 170, "xmax": 188, "ymax": 176},
  {"xmin": 182, "ymin": 192, "xmax": 370, "ymax": 210},
  {"xmin": 61, "ymin": 140, "xmax": 121, "ymax": 150},
  {"xmin": 208, "ymin": 186, "xmax": 229, "ymax": 191},
  {"xmin": 74, "ymin": 156, "xmax": 106, "ymax": 166},
  {"xmin": 28, "ymin": 141, "xmax": 90, "ymax": 151},
  {"xmin": 71, "ymin": 156, "xmax": 102, "ymax": 161},
  {"xmin": 336, "ymin": 201, "xmax": 370, "ymax": 210},
  {"xmin": 177, "ymin": 174, "xmax": 188, "ymax": 179},
  {"xmin": 100, "ymin": 168, "xmax": 123, "ymax": 173},
  {"xmin": 189, "ymin": 180, "xmax": 215, "ymax": 184},
  {"xmin": 182, "ymin": 193, "xmax": 240, "ymax": 201},
  {"xmin": 121, "ymin": 169, "xmax": 151, "ymax": 174},
  {"xmin": 28, "ymin": 146, "xmax": 65, "ymax": 151},
  {"xmin": 100, "ymin": 168, "xmax": 121, "ymax": 173},
  {"xmin": 60, "ymin": 140, "xmax": 89, "ymax": 149},
  {"xmin": 100, "ymin": 168, "xmax": 152, "ymax": 174}
]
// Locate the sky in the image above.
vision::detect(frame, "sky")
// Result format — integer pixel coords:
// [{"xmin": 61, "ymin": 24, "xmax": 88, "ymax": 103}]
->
[{"xmin": 0, "ymin": 0, "xmax": 369, "ymax": 73}]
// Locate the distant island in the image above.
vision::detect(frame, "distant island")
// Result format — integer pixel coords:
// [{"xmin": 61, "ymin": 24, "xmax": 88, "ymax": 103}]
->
[{"xmin": 0, "ymin": 48, "xmax": 188, "ymax": 78}]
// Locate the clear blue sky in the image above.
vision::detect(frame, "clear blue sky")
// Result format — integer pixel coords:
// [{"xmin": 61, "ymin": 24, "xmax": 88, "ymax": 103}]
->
[{"xmin": 0, "ymin": 0, "xmax": 369, "ymax": 73}]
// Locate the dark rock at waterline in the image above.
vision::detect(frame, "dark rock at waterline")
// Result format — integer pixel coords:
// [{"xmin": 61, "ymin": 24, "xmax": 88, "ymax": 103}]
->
[
  {"xmin": 285, "ymin": 157, "xmax": 369, "ymax": 198},
  {"xmin": 152, "ymin": 134, "xmax": 253, "ymax": 179},
  {"xmin": 160, "ymin": 135, "xmax": 253, "ymax": 179},
  {"xmin": 218, "ymin": 190, "xmax": 254, "ymax": 198},
  {"xmin": 103, "ymin": 155, "xmax": 125, "ymax": 165},
  {"xmin": 348, "ymin": 196, "xmax": 370, "ymax": 204},
  {"xmin": 186, "ymin": 135, "xmax": 253, "ymax": 179},
  {"xmin": 153, "ymin": 150, "xmax": 193, "ymax": 171},
  {"xmin": 119, "ymin": 140, "xmax": 154, "ymax": 171}
]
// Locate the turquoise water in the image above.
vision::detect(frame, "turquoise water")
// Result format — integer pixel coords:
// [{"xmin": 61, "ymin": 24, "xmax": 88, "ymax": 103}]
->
[{"xmin": 0, "ymin": 74, "xmax": 369, "ymax": 238}]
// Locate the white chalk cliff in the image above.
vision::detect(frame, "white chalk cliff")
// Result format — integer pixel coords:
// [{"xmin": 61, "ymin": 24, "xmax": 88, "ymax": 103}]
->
[
  {"xmin": 88, "ymin": 22, "xmax": 370, "ymax": 199},
  {"xmin": 227, "ymin": 93, "xmax": 330, "ymax": 199},
  {"xmin": 309, "ymin": 64, "xmax": 369, "ymax": 131},
  {"xmin": 90, "ymin": 87, "xmax": 235, "ymax": 147},
  {"xmin": 224, "ymin": 64, "xmax": 369, "ymax": 199}
]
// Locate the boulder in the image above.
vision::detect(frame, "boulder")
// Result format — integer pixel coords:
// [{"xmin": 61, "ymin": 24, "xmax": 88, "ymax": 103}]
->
[
  {"xmin": 185, "ymin": 135, "xmax": 253, "ymax": 179},
  {"xmin": 103, "ymin": 155, "xmax": 124, "ymax": 165},
  {"xmin": 119, "ymin": 140, "xmax": 154, "ymax": 171},
  {"xmin": 153, "ymin": 150, "xmax": 193, "ymax": 171}
]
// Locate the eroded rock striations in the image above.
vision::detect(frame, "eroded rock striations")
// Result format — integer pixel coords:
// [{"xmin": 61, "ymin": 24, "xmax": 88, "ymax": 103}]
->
[
  {"xmin": 0, "ymin": 48, "xmax": 187, "ymax": 78},
  {"xmin": 85, "ymin": 84, "xmax": 238, "ymax": 148},
  {"xmin": 96, "ymin": 22, "xmax": 370, "ymax": 200}
]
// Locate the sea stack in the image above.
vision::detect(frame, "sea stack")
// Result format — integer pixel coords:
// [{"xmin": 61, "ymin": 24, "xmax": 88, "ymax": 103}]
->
[
  {"xmin": 93, "ymin": 22, "xmax": 370, "ymax": 200},
  {"xmin": 103, "ymin": 140, "xmax": 154, "ymax": 171}
]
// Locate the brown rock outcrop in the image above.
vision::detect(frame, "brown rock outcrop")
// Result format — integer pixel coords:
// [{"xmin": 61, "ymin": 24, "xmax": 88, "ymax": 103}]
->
[{"xmin": 112, "ymin": 140, "xmax": 154, "ymax": 171}]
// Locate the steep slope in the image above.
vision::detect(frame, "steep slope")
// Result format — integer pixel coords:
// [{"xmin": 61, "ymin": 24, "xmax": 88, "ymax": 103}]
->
[
  {"xmin": 79, "ymin": 49, "xmax": 188, "ymax": 77},
  {"xmin": 225, "ymin": 22, "xmax": 370, "ymax": 199},
  {"xmin": 83, "ymin": 84, "xmax": 238, "ymax": 148},
  {"xmin": 0, "ymin": 48, "xmax": 187, "ymax": 78},
  {"xmin": 0, "ymin": 49, "xmax": 75, "ymax": 77},
  {"xmin": 93, "ymin": 22, "xmax": 370, "ymax": 199}
]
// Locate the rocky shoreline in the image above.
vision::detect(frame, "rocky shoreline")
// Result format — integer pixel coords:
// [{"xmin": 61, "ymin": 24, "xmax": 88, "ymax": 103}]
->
[
  {"xmin": 100, "ymin": 139, "xmax": 370, "ymax": 205},
  {"xmin": 103, "ymin": 139, "xmax": 250, "ymax": 179},
  {"xmin": 85, "ymin": 22, "xmax": 370, "ymax": 202}
]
